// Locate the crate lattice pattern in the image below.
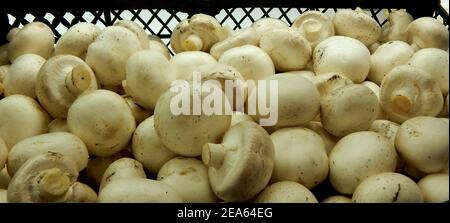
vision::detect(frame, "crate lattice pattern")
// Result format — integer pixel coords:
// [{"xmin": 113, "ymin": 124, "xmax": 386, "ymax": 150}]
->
[{"xmin": 5, "ymin": 7, "xmax": 448, "ymax": 54}]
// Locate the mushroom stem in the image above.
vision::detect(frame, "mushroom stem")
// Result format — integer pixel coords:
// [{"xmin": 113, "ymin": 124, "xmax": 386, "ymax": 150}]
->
[
  {"xmin": 65, "ymin": 65, "xmax": 92, "ymax": 95},
  {"xmin": 183, "ymin": 34, "xmax": 204, "ymax": 51},
  {"xmin": 390, "ymin": 86, "xmax": 418, "ymax": 114},
  {"xmin": 202, "ymin": 143, "xmax": 226, "ymax": 169},
  {"xmin": 36, "ymin": 168, "xmax": 71, "ymax": 200},
  {"xmin": 303, "ymin": 19, "xmax": 322, "ymax": 41}
]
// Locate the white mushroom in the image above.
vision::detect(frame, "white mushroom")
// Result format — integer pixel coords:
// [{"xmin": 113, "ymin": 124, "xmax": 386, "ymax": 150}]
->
[
  {"xmin": 368, "ymin": 41, "xmax": 414, "ymax": 86},
  {"xmin": 313, "ymin": 72, "xmax": 353, "ymax": 98},
  {"xmin": 67, "ymin": 90, "xmax": 136, "ymax": 157},
  {"xmin": 368, "ymin": 120, "xmax": 400, "ymax": 145},
  {"xmin": 0, "ymin": 95, "xmax": 50, "ymax": 149},
  {"xmin": 395, "ymin": 116, "xmax": 449, "ymax": 173},
  {"xmin": 3, "ymin": 54, "xmax": 45, "ymax": 98},
  {"xmin": 210, "ymin": 27, "xmax": 259, "ymax": 59},
  {"xmin": 333, "ymin": 8, "xmax": 381, "ymax": 46},
  {"xmin": 406, "ymin": 17, "xmax": 449, "ymax": 51},
  {"xmin": 279, "ymin": 70, "xmax": 316, "ymax": 83},
  {"xmin": 169, "ymin": 51, "xmax": 216, "ymax": 80},
  {"xmin": 379, "ymin": 9, "xmax": 413, "ymax": 42},
  {"xmin": 99, "ymin": 158, "xmax": 146, "ymax": 191},
  {"xmin": 202, "ymin": 121, "xmax": 274, "ymax": 202},
  {"xmin": 252, "ymin": 18, "xmax": 289, "ymax": 40},
  {"xmin": 35, "ymin": 55, "xmax": 98, "ymax": 118},
  {"xmin": 254, "ymin": 181, "xmax": 318, "ymax": 203},
  {"xmin": 361, "ymin": 81, "xmax": 385, "ymax": 119},
  {"xmin": 114, "ymin": 20, "xmax": 149, "ymax": 49},
  {"xmin": 417, "ymin": 173, "xmax": 449, "ymax": 203},
  {"xmin": 380, "ymin": 65, "xmax": 443, "ymax": 123},
  {"xmin": 291, "ymin": 11, "xmax": 335, "ymax": 48},
  {"xmin": 84, "ymin": 150, "xmax": 130, "ymax": 188},
  {"xmin": 329, "ymin": 131, "xmax": 397, "ymax": 194},
  {"xmin": 313, "ymin": 36, "xmax": 370, "ymax": 83},
  {"xmin": 55, "ymin": 22, "xmax": 101, "ymax": 59},
  {"xmin": 259, "ymin": 28, "xmax": 311, "ymax": 72},
  {"xmin": 171, "ymin": 14, "xmax": 229, "ymax": 53},
  {"xmin": 148, "ymin": 35, "xmax": 171, "ymax": 59},
  {"xmin": 270, "ymin": 127, "xmax": 328, "ymax": 189}
]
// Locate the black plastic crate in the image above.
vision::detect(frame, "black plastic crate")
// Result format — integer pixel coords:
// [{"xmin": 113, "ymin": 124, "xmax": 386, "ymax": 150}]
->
[{"xmin": 1, "ymin": 0, "xmax": 449, "ymax": 55}]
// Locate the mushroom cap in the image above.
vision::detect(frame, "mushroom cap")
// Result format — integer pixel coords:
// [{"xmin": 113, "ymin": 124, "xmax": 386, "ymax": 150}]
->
[
  {"xmin": 3, "ymin": 54, "xmax": 45, "ymax": 98},
  {"xmin": 7, "ymin": 132, "xmax": 89, "ymax": 177},
  {"xmin": 0, "ymin": 138, "xmax": 6, "ymax": 169},
  {"xmin": 313, "ymin": 36, "xmax": 370, "ymax": 83},
  {"xmin": 251, "ymin": 73, "xmax": 320, "ymax": 128},
  {"xmin": 231, "ymin": 111, "xmax": 255, "ymax": 126},
  {"xmin": 154, "ymin": 82, "xmax": 231, "ymax": 157},
  {"xmin": 132, "ymin": 116, "xmax": 176, "ymax": 174},
  {"xmin": 125, "ymin": 50, "xmax": 173, "ymax": 110},
  {"xmin": 210, "ymin": 27, "xmax": 259, "ymax": 59},
  {"xmin": 203, "ymin": 121, "xmax": 274, "ymax": 202},
  {"xmin": 292, "ymin": 11, "xmax": 335, "ymax": 48},
  {"xmin": 395, "ymin": 116, "xmax": 449, "ymax": 173},
  {"xmin": 36, "ymin": 55, "xmax": 98, "ymax": 119},
  {"xmin": 406, "ymin": 17, "xmax": 449, "ymax": 51},
  {"xmin": 361, "ymin": 81, "xmax": 385, "ymax": 119},
  {"xmin": 254, "ymin": 181, "xmax": 318, "ymax": 203},
  {"xmin": 55, "ymin": 22, "xmax": 101, "ymax": 59},
  {"xmin": 252, "ymin": 18, "xmax": 289, "ymax": 40},
  {"xmin": 7, "ymin": 22, "xmax": 55, "ymax": 62},
  {"xmin": 380, "ymin": 65, "xmax": 443, "ymax": 123},
  {"xmin": 99, "ymin": 158, "xmax": 146, "ymax": 191},
  {"xmin": 218, "ymin": 45, "xmax": 275, "ymax": 81},
  {"xmin": 122, "ymin": 96, "xmax": 152, "ymax": 124},
  {"xmin": 305, "ymin": 121, "xmax": 338, "ymax": 155},
  {"xmin": 379, "ymin": 9, "xmax": 413, "ymax": 42},
  {"xmin": 67, "ymin": 90, "xmax": 136, "ymax": 157},
  {"xmin": 408, "ymin": 48, "xmax": 449, "ymax": 95},
  {"xmin": 352, "ymin": 172, "xmax": 424, "ymax": 203},
  {"xmin": 85, "ymin": 26, "xmax": 142, "ymax": 87},
  {"xmin": 7, "ymin": 152, "xmax": 79, "ymax": 203},
  {"xmin": 369, "ymin": 41, "xmax": 414, "ymax": 86},
  {"xmin": 114, "ymin": 20, "xmax": 149, "ymax": 49},
  {"xmin": 260, "ymin": 28, "xmax": 312, "ymax": 71},
  {"xmin": 417, "ymin": 173, "xmax": 449, "ymax": 203},
  {"xmin": 329, "ymin": 131, "xmax": 397, "ymax": 194},
  {"xmin": 321, "ymin": 195, "xmax": 352, "ymax": 203},
  {"xmin": 270, "ymin": 127, "xmax": 328, "ymax": 189},
  {"xmin": 0, "ymin": 95, "xmax": 50, "ymax": 149},
  {"xmin": 171, "ymin": 14, "xmax": 228, "ymax": 53},
  {"xmin": 320, "ymin": 84, "xmax": 379, "ymax": 137},
  {"xmin": 368, "ymin": 120, "xmax": 400, "ymax": 145},
  {"xmin": 157, "ymin": 157, "xmax": 218, "ymax": 203},
  {"xmin": 98, "ymin": 178, "xmax": 183, "ymax": 203},
  {"xmin": 279, "ymin": 70, "xmax": 316, "ymax": 82},
  {"xmin": 84, "ymin": 149, "xmax": 130, "ymax": 187},
  {"xmin": 333, "ymin": 9, "xmax": 381, "ymax": 46},
  {"xmin": 48, "ymin": 119, "xmax": 70, "ymax": 133},
  {"xmin": 64, "ymin": 182, "xmax": 98, "ymax": 203},
  {"xmin": 169, "ymin": 51, "xmax": 216, "ymax": 80},
  {"xmin": 148, "ymin": 37, "xmax": 171, "ymax": 60},
  {"xmin": 313, "ymin": 72, "xmax": 353, "ymax": 98}
]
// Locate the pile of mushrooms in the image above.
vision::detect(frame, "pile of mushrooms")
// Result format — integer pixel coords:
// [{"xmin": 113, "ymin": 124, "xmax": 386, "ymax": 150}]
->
[{"xmin": 0, "ymin": 8, "xmax": 448, "ymax": 203}]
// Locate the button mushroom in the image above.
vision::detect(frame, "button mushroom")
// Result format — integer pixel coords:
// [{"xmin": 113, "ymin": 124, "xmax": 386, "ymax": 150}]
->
[
  {"xmin": 254, "ymin": 181, "xmax": 318, "ymax": 203},
  {"xmin": 67, "ymin": 90, "xmax": 136, "ymax": 157},
  {"xmin": 35, "ymin": 55, "xmax": 98, "ymax": 118},
  {"xmin": 329, "ymin": 131, "xmax": 398, "ymax": 194},
  {"xmin": 148, "ymin": 35, "xmax": 171, "ymax": 60},
  {"xmin": 291, "ymin": 11, "xmax": 334, "ymax": 48},
  {"xmin": 252, "ymin": 18, "xmax": 289, "ymax": 40},
  {"xmin": 7, "ymin": 22, "xmax": 55, "ymax": 62},
  {"xmin": 54, "ymin": 22, "xmax": 101, "ymax": 60},
  {"xmin": 171, "ymin": 14, "xmax": 229, "ymax": 53},
  {"xmin": 114, "ymin": 20, "xmax": 149, "ymax": 49},
  {"xmin": 7, "ymin": 152, "xmax": 97, "ymax": 203},
  {"xmin": 6, "ymin": 132, "xmax": 89, "ymax": 177},
  {"xmin": 202, "ymin": 121, "xmax": 274, "ymax": 202},
  {"xmin": 333, "ymin": 8, "xmax": 381, "ymax": 46},
  {"xmin": 210, "ymin": 27, "xmax": 259, "ymax": 59},
  {"xmin": 218, "ymin": 45, "xmax": 275, "ymax": 80},
  {"xmin": 368, "ymin": 120, "xmax": 400, "ymax": 145},
  {"xmin": 0, "ymin": 95, "xmax": 50, "ymax": 149},
  {"xmin": 361, "ymin": 81, "xmax": 386, "ymax": 119},
  {"xmin": 313, "ymin": 72, "xmax": 353, "ymax": 99},
  {"xmin": 313, "ymin": 36, "xmax": 370, "ymax": 83},
  {"xmin": 417, "ymin": 173, "xmax": 449, "ymax": 203},
  {"xmin": 84, "ymin": 149, "xmax": 130, "ymax": 188},
  {"xmin": 407, "ymin": 48, "xmax": 449, "ymax": 95},
  {"xmin": 125, "ymin": 50, "xmax": 173, "ymax": 110},
  {"xmin": 406, "ymin": 17, "xmax": 449, "ymax": 51},
  {"xmin": 3, "ymin": 54, "xmax": 45, "ymax": 98},
  {"xmin": 157, "ymin": 157, "xmax": 218, "ymax": 203},
  {"xmin": 170, "ymin": 51, "xmax": 217, "ymax": 80},
  {"xmin": 320, "ymin": 84, "xmax": 379, "ymax": 137},
  {"xmin": 369, "ymin": 41, "xmax": 414, "ymax": 86},
  {"xmin": 259, "ymin": 28, "xmax": 311, "ymax": 72},
  {"xmin": 380, "ymin": 65, "xmax": 443, "ymax": 123},
  {"xmin": 85, "ymin": 26, "xmax": 142, "ymax": 88},
  {"xmin": 270, "ymin": 127, "xmax": 328, "ymax": 189},
  {"xmin": 379, "ymin": 9, "xmax": 413, "ymax": 43},
  {"xmin": 352, "ymin": 172, "xmax": 424, "ymax": 203},
  {"xmin": 395, "ymin": 116, "xmax": 449, "ymax": 173},
  {"xmin": 132, "ymin": 116, "xmax": 176, "ymax": 174},
  {"xmin": 154, "ymin": 82, "xmax": 231, "ymax": 157},
  {"xmin": 99, "ymin": 157, "xmax": 146, "ymax": 191}
]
